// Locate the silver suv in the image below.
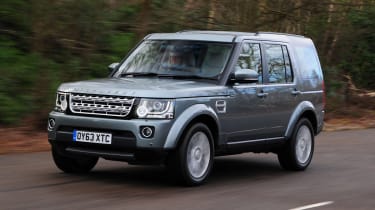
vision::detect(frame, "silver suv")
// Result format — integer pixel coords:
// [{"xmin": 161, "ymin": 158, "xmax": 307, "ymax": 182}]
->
[{"xmin": 48, "ymin": 31, "xmax": 325, "ymax": 185}]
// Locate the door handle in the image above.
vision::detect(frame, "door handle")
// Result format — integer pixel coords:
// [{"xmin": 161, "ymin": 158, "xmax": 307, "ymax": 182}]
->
[
  {"xmin": 257, "ymin": 92, "xmax": 269, "ymax": 98},
  {"xmin": 291, "ymin": 90, "xmax": 301, "ymax": 96}
]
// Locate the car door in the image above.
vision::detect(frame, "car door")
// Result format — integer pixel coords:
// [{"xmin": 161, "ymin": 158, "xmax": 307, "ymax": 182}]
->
[
  {"xmin": 259, "ymin": 42, "xmax": 299, "ymax": 138},
  {"xmin": 223, "ymin": 41, "xmax": 272, "ymax": 142}
]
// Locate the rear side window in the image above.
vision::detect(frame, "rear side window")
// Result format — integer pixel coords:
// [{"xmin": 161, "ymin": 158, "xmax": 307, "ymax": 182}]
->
[
  {"xmin": 295, "ymin": 46, "xmax": 323, "ymax": 80},
  {"xmin": 264, "ymin": 44, "xmax": 293, "ymax": 84}
]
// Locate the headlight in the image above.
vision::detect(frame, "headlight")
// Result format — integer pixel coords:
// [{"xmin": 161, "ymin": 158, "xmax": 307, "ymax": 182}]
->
[
  {"xmin": 136, "ymin": 99, "xmax": 174, "ymax": 119},
  {"xmin": 55, "ymin": 92, "xmax": 68, "ymax": 112}
]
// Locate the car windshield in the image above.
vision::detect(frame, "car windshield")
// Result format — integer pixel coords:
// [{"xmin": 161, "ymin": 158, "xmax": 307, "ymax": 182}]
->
[{"xmin": 114, "ymin": 40, "xmax": 233, "ymax": 79}]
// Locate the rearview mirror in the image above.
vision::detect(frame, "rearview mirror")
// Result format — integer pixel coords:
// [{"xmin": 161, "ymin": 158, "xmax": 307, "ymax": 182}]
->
[
  {"xmin": 231, "ymin": 69, "xmax": 259, "ymax": 83},
  {"xmin": 108, "ymin": 62, "xmax": 119, "ymax": 73}
]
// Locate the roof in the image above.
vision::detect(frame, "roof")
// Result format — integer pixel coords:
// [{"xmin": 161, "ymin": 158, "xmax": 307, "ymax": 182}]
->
[{"xmin": 146, "ymin": 30, "xmax": 308, "ymax": 43}]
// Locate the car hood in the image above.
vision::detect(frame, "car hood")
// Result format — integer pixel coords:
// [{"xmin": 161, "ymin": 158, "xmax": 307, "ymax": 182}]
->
[{"xmin": 57, "ymin": 78, "xmax": 229, "ymax": 98}]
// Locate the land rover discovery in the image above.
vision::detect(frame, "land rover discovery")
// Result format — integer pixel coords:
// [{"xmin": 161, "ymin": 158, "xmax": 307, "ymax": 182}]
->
[{"xmin": 48, "ymin": 31, "xmax": 325, "ymax": 185}]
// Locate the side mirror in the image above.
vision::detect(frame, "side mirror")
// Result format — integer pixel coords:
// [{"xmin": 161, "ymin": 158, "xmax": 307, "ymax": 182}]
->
[
  {"xmin": 108, "ymin": 62, "xmax": 119, "ymax": 73},
  {"xmin": 231, "ymin": 69, "xmax": 259, "ymax": 83}
]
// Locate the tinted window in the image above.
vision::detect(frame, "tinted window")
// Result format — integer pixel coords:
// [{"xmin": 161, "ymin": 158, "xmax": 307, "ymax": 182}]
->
[
  {"xmin": 282, "ymin": 46, "xmax": 293, "ymax": 83},
  {"xmin": 295, "ymin": 46, "xmax": 322, "ymax": 80},
  {"xmin": 264, "ymin": 44, "xmax": 294, "ymax": 83},
  {"xmin": 235, "ymin": 43, "xmax": 262, "ymax": 83}
]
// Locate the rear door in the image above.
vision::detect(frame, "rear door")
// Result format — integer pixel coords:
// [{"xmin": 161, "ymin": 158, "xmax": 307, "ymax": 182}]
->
[{"xmin": 259, "ymin": 42, "xmax": 299, "ymax": 137}]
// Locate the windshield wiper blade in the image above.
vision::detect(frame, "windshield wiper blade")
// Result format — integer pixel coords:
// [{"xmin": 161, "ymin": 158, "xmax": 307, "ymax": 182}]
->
[
  {"xmin": 120, "ymin": 72, "xmax": 160, "ymax": 77},
  {"xmin": 120, "ymin": 72, "xmax": 217, "ymax": 80},
  {"xmin": 159, "ymin": 74, "xmax": 217, "ymax": 80}
]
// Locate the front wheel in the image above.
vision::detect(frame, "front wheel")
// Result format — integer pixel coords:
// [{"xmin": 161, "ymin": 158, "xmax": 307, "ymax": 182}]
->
[
  {"xmin": 52, "ymin": 147, "xmax": 98, "ymax": 173},
  {"xmin": 168, "ymin": 123, "xmax": 214, "ymax": 186},
  {"xmin": 278, "ymin": 118, "xmax": 314, "ymax": 171}
]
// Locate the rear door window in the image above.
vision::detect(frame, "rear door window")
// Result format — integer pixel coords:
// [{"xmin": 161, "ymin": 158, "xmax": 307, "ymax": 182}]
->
[{"xmin": 263, "ymin": 44, "xmax": 294, "ymax": 84}]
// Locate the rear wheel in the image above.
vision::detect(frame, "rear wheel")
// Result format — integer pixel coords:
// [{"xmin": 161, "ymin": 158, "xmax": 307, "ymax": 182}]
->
[
  {"xmin": 52, "ymin": 147, "xmax": 98, "ymax": 173},
  {"xmin": 278, "ymin": 118, "xmax": 314, "ymax": 171},
  {"xmin": 167, "ymin": 123, "xmax": 214, "ymax": 186}
]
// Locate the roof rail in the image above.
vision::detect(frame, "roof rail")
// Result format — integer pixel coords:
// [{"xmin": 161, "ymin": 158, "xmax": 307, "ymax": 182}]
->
[{"xmin": 255, "ymin": 31, "xmax": 305, "ymax": 38}]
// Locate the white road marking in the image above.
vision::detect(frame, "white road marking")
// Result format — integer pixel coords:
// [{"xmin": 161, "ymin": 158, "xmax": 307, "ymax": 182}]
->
[{"xmin": 289, "ymin": 201, "xmax": 334, "ymax": 210}]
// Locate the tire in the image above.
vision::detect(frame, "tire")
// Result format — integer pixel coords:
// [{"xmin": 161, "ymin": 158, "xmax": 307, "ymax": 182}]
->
[
  {"xmin": 278, "ymin": 118, "xmax": 314, "ymax": 171},
  {"xmin": 167, "ymin": 123, "xmax": 214, "ymax": 186},
  {"xmin": 52, "ymin": 147, "xmax": 98, "ymax": 173}
]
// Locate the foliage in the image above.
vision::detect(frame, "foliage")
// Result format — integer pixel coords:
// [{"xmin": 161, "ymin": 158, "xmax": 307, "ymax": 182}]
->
[
  {"xmin": 345, "ymin": 6, "xmax": 375, "ymax": 89},
  {"xmin": 0, "ymin": 0, "xmax": 374, "ymax": 126},
  {"xmin": 0, "ymin": 39, "xmax": 57, "ymax": 124}
]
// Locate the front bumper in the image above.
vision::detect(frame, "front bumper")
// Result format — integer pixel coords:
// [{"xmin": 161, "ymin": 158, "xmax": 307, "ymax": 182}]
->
[{"xmin": 48, "ymin": 111, "xmax": 174, "ymax": 162}]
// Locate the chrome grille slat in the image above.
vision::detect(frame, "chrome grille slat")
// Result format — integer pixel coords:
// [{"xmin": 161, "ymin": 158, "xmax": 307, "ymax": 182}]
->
[{"xmin": 69, "ymin": 93, "xmax": 135, "ymax": 117}]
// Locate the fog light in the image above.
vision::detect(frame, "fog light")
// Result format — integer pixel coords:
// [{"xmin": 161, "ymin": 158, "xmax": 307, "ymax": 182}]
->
[
  {"xmin": 48, "ymin": 118, "xmax": 56, "ymax": 130},
  {"xmin": 140, "ymin": 126, "xmax": 154, "ymax": 138}
]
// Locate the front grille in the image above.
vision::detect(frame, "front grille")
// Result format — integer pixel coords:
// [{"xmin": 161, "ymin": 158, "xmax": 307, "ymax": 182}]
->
[{"xmin": 69, "ymin": 93, "xmax": 135, "ymax": 117}]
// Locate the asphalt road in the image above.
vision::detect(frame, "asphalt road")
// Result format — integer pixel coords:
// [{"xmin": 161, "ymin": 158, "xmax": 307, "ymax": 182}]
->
[{"xmin": 1, "ymin": 129, "xmax": 374, "ymax": 210}]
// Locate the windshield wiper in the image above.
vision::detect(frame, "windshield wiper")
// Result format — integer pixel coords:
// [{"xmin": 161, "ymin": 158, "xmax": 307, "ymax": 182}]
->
[
  {"xmin": 120, "ymin": 72, "xmax": 160, "ymax": 77},
  {"xmin": 159, "ymin": 74, "xmax": 217, "ymax": 80},
  {"xmin": 120, "ymin": 72, "xmax": 217, "ymax": 80}
]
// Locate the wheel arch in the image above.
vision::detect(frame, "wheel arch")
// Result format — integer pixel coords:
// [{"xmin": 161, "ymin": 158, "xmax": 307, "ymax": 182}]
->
[
  {"xmin": 300, "ymin": 110, "xmax": 318, "ymax": 134},
  {"xmin": 285, "ymin": 101, "xmax": 318, "ymax": 139},
  {"xmin": 184, "ymin": 115, "xmax": 219, "ymax": 150},
  {"xmin": 164, "ymin": 104, "xmax": 220, "ymax": 150}
]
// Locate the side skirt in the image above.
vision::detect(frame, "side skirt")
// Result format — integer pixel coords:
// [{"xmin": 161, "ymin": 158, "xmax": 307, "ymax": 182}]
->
[{"xmin": 218, "ymin": 137, "xmax": 286, "ymax": 155}]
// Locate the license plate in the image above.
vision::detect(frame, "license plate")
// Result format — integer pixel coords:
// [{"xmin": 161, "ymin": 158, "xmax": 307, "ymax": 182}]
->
[{"xmin": 73, "ymin": 130, "xmax": 112, "ymax": 144}]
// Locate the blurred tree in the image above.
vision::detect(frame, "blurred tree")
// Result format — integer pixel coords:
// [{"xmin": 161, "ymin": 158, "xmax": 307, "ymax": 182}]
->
[{"xmin": 0, "ymin": 0, "xmax": 374, "ymax": 127}]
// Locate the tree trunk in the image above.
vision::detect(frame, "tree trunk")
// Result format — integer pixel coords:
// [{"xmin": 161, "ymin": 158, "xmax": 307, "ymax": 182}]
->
[
  {"xmin": 207, "ymin": 0, "xmax": 217, "ymax": 29},
  {"xmin": 136, "ymin": 0, "xmax": 151, "ymax": 40}
]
